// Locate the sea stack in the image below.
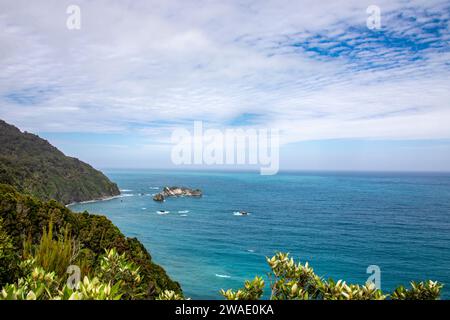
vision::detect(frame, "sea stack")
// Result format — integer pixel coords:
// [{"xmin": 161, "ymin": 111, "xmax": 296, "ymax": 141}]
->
[{"xmin": 152, "ymin": 186, "xmax": 202, "ymax": 201}]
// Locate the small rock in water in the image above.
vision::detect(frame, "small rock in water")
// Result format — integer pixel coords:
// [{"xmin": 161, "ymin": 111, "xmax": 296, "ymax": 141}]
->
[
  {"xmin": 153, "ymin": 193, "xmax": 165, "ymax": 202},
  {"xmin": 153, "ymin": 186, "xmax": 202, "ymax": 202}
]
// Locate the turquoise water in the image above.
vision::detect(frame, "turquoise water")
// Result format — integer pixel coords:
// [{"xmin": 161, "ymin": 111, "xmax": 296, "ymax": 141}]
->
[{"xmin": 69, "ymin": 170, "xmax": 450, "ymax": 299}]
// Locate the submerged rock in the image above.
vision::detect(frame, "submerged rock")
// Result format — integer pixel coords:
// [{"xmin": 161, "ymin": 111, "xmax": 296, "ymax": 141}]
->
[{"xmin": 153, "ymin": 193, "xmax": 165, "ymax": 202}]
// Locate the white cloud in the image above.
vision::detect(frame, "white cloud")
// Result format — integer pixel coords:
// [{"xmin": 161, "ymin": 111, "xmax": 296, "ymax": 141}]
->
[{"xmin": 0, "ymin": 0, "xmax": 449, "ymax": 149}]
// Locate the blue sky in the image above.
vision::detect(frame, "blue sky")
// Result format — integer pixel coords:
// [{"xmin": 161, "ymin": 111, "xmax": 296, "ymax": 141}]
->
[{"xmin": 1, "ymin": 0, "xmax": 450, "ymax": 171}]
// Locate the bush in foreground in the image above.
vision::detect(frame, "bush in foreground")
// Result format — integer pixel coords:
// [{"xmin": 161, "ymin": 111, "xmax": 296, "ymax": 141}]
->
[
  {"xmin": 221, "ymin": 252, "xmax": 443, "ymax": 300},
  {"xmin": 0, "ymin": 183, "xmax": 182, "ymax": 297},
  {"xmin": 0, "ymin": 248, "xmax": 144, "ymax": 300}
]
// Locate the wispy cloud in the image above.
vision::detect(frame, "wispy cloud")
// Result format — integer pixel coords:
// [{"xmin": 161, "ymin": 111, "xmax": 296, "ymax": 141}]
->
[{"xmin": 0, "ymin": 0, "xmax": 449, "ymax": 168}]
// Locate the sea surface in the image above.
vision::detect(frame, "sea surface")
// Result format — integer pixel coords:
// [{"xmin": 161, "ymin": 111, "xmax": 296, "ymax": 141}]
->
[{"xmin": 69, "ymin": 170, "xmax": 450, "ymax": 299}]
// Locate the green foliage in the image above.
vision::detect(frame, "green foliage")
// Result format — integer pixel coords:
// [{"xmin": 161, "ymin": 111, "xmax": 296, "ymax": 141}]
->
[
  {"xmin": 156, "ymin": 290, "xmax": 185, "ymax": 300},
  {"xmin": 96, "ymin": 248, "xmax": 145, "ymax": 299},
  {"xmin": 0, "ymin": 266, "xmax": 60, "ymax": 300},
  {"xmin": 60, "ymin": 277, "xmax": 123, "ymax": 300},
  {"xmin": 0, "ymin": 183, "xmax": 182, "ymax": 298},
  {"xmin": 221, "ymin": 252, "xmax": 442, "ymax": 300},
  {"xmin": 220, "ymin": 276, "xmax": 265, "ymax": 300},
  {"xmin": 23, "ymin": 222, "xmax": 78, "ymax": 277},
  {"xmin": 317, "ymin": 279, "xmax": 386, "ymax": 300},
  {"xmin": 0, "ymin": 119, "xmax": 120, "ymax": 205},
  {"xmin": 0, "ymin": 248, "xmax": 150, "ymax": 300},
  {"xmin": 0, "ymin": 218, "xmax": 18, "ymax": 286},
  {"xmin": 0, "ymin": 119, "xmax": 182, "ymax": 299},
  {"xmin": 267, "ymin": 252, "xmax": 322, "ymax": 300},
  {"xmin": 0, "ymin": 263, "xmax": 122, "ymax": 300},
  {"xmin": 391, "ymin": 281, "xmax": 443, "ymax": 300}
]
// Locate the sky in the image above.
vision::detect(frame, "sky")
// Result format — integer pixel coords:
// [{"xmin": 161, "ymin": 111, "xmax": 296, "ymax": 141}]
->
[{"xmin": 0, "ymin": 0, "xmax": 450, "ymax": 171}]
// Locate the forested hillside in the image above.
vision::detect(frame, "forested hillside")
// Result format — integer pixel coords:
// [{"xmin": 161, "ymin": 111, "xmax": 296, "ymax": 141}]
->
[
  {"xmin": 0, "ymin": 119, "xmax": 120, "ymax": 204},
  {"xmin": 0, "ymin": 183, "xmax": 182, "ymax": 298}
]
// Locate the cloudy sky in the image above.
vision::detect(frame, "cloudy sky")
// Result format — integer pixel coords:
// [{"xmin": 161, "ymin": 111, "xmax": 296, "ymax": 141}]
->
[{"xmin": 1, "ymin": 0, "xmax": 449, "ymax": 171}]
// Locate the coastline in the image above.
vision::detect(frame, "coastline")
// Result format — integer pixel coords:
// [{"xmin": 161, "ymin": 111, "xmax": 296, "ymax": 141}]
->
[{"xmin": 65, "ymin": 193, "xmax": 127, "ymax": 207}]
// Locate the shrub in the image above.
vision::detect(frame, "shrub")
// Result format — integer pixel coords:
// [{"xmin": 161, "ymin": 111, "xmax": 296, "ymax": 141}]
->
[
  {"xmin": 391, "ymin": 281, "xmax": 443, "ymax": 300},
  {"xmin": 0, "ymin": 184, "xmax": 182, "ymax": 298},
  {"xmin": 22, "ymin": 222, "xmax": 79, "ymax": 278},
  {"xmin": 0, "ymin": 248, "xmax": 142, "ymax": 300},
  {"xmin": 0, "ymin": 228, "xmax": 156, "ymax": 300},
  {"xmin": 0, "ymin": 266, "xmax": 60, "ymax": 300},
  {"xmin": 220, "ymin": 276, "xmax": 265, "ymax": 300},
  {"xmin": 96, "ymin": 248, "xmax": 145, "ymax": 300},
  {"xmin": 156, "ymin": 290, "xmax": 185, "ymax": 300},
  {"xmin": 0, "ymin": 265, "xmax": 122, "ymax": 300},
  {"xmin": 0, "ymin": 218, "xmax": 19, "ymax": 287},
  {"xmin": 221, "ymin": 252, "xmax": 442, "ymax": 300},
  {"xmin": 58, "ymin": 277, "xmax": 123, "ymax": 300}
]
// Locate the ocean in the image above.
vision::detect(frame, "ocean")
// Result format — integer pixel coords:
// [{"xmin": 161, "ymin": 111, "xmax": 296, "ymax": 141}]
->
[{"xmin": 68, "ymin": 170, "xmax": 450, "ymax": 299}]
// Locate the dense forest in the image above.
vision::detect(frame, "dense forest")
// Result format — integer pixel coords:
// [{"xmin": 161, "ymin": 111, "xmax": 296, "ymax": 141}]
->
[
  {"xmin": 0, "ymin": 183, "xmax": 182, "ymax": 299},
  {"xmin": 0, "ymin": 119, "xmax": 182, "ymax": 300},
  {"xmin": 0, "ymin": 120, "xmax": 120, "ymax": 205}
]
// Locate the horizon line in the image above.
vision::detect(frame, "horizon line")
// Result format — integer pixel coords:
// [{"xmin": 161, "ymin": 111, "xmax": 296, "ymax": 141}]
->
[{"xmin": 97, "ymin": 167, "xmax": 450, "ymax": 174}]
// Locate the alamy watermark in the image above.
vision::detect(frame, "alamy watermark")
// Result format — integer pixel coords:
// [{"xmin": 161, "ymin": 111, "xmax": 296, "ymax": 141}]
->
[
  {"xmin": 366, "ymin": 5, "xmax": 381, "ymax": 30},
  {"xmin": 66, "ymin": 5, "xmax": 81, "ymax": 30},
  {"xmin": 366, "ymin": 265, "xmax": 381, "ymax": 289},
  {"xmin": 66, "ymin": 265, "xmax": 81, "ymax": 289},
  {"xmin": 170, "ymin": 121, "xmax": 279, "ymax": 175}
]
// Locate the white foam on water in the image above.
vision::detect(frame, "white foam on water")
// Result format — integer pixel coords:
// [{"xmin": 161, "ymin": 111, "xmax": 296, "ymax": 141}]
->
[
  {"xmin": 178, "ymin": 210, "xmax": 189, "ymax": 214},
  {"xmin": 215, "ymin": 274, "xmax": 231, "ymax": 278},
  {"xmin": 233, "ymin": 211, "xmax": 251, "ymax": 216},
  {"xmin": 120, "ymin": 194, "xmax": 134, "ymax": 197},
  {"xmin": 180, "ymin": 214, "xmax": 188, "ymax": 217},
  {"xmin": 66, "ymin": 194, "xmax": 133, "ymax": 207}
]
